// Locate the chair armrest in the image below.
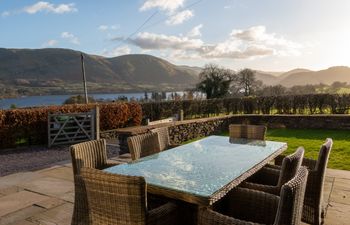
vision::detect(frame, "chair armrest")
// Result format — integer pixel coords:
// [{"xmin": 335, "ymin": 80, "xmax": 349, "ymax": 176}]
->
[
  {"xmin": 302, "ymin": 158, "xmax": 317, "ymax": 171},
  {"xmin": 226, "ymin": 187, "xmax": 280, "ymax": 224},
  {"xmin": 248, "ymin": 167, "xmax": 280, "ymax": 186},
  {"xmin": 198, "ymin": 207, "xmax": 262, "ymax": 225},
  {"xmin": 240, "ymin": 182, "xmax": 280, "ymax": 195},
  {"xmin": 274, "ymin": 155, "xmax": 286, "ymax": 166},
  {"xmin": 265, "ymin": 164, "xmax": 282, "ymax": 170},
  {"xmin": 147, "ymin": 202, "xmax": 179, "ymax": 225},
  {"xmin": 101, "ymin": 162, "xmax": 120, "ymax": 170}
]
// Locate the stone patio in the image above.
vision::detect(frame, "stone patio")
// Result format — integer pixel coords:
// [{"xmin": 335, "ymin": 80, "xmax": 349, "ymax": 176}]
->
[{"xmin": 0, "ymin": 154, "xmax": 349, "ymax": 225}]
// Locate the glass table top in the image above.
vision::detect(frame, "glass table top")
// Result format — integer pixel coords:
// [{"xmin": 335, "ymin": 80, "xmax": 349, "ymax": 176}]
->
[{"xmin": 105, "ymin": 136, "xmax": 287, "ymax": 199}]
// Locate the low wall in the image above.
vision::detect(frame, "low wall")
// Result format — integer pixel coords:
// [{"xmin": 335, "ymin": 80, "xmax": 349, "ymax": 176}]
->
[{"xmin": 110, "ymin": 114, "xmax": 350, "ymax": 154}]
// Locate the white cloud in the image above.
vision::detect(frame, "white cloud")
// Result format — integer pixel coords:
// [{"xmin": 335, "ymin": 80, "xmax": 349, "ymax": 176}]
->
[
  {"xmin": 102, "ymin": 46, "xmax": 131, "ymax": 57},
  {"xmin": 166, "ymin": 10, "xmax": 193, "ymax": 25},
  {"xmin": 42, "ymin": 39, "xmax": 58, "ymax": 47},
  {"xmin": 98, "ymin": 24, "xmax": 119, "ymax": 31},
  {"xmin": 23, "ymin": 1, "xmax": 77, "ymax": 14},
  {"xmin": 1, "ymin": 11, "xmax": 10, "ymax": 17},
  {"xmin": 187, "ymin": 24, "xmax": 203, "ymax": 38},
  {"xmin": 61, "ymin": 32, "xmax": 80, "ymax": 45},
  {"xmin": 129, "ymin": 32, "xmax": 203, "ymax": 50},
  {"xmin": 126, "ymin": 26, "xmax": 301, "ymax": 60},
  {"xmin": 140, "ymin": 0, "xmax": 185, "ymax": 13}
]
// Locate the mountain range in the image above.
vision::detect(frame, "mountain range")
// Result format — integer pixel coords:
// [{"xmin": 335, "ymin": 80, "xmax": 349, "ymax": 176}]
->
[{"xmin": 0, "ymin": 47, "xmax": 350, "ymax": 97}]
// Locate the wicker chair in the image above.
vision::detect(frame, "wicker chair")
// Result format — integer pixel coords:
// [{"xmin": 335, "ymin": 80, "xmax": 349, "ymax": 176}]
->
[
  {"xmin": 70, "ymin": 139, "xmax": 119, "ymax": 225},
  {"xmin": 271, "ymin": 139, "xmax": 333, "ymax": 225},
  {"xmin": 150, "ymin": 127, "xmax": 179, "ymax": 151},
  {"xmin": 229, "ymin": 124, "xmax": 267, "ymax": 140},
  {"xmin": 80, "ymin": 167, "xmax": 179, "ymax": 225},
  {"xmin": 241, "ymin": 147, "xmax": 305, "ymax": 195},
  {"xmin": 198, "ymin": 166, "xmax": 309, "ymax": 225},
  {"xmin": 128, "ymin": 132, "xmax": 161, "ymax": 160}
]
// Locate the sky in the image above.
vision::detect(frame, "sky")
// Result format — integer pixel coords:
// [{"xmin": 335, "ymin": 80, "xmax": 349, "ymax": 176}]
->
[{"xmin": 1, "ymin": 0, "xmax": 350, "ymax": 71}]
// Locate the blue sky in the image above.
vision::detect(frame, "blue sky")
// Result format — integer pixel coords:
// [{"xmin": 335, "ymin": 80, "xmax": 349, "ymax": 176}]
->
[{"xmin": 1, "ymin": 0, "xmax": 350, "ymax": 71}]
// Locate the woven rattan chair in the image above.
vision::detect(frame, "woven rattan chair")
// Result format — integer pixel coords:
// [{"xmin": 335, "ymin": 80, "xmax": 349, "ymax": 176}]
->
[
  {"xmin": 241, "ymin": 147, "xmax": 305, "ymax": 195},
  {"xmin": 80, "ymin": 167, "xmax": 179, "ymax": 225},
  {"xmin": 229, "ymin": 124, "xmax": 267, "ymax": 140},
  {"xmin": 198, "ymin": 166, "xmax": 309, "ymax": 225},
  {"xmin": 70, "ymin": 139, "xmax": 119, "ymax": 225},
  {"xmin": 271, "ymin": 139, "xmax": 333, "ymax": 225},
  {"xmin": 150, "ymin": 127, "xmax": 179, "ymax": 151},
  {"xmin": 128, "ymin": 132, "xmax": 161, "ymax": 160}
]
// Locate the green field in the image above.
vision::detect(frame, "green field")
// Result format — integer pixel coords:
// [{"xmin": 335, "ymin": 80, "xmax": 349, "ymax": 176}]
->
[
  {"xmin": 265, "ymin": 129, "xmax": 350, "ymax": 170},
  {"xmin": 215, "ymin": 129, "xmax": 350, "ymax": 170}
]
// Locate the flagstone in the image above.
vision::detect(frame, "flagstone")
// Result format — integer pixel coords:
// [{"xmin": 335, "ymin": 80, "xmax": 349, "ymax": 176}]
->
[
  {"xmin": 0, "ymin": 191, "xmax": 50, "ymax": 217},
  {"xmin": 27, "ymin": 203, "xmax": 73, "ymax": 225},
  {"xmin": 0, "ymin": 206, "xmax": 45, "ymax": 225},
  {"xmin": 324, "ymin": 202, "xmax": 350, "ymax": 225},
  {"xmin": 38, "ymin": 166, "xmax": 73, "ymax": 182},
  {"xmin": 18, "ymin": 177, "xmax": 73, "ymax": 198}
]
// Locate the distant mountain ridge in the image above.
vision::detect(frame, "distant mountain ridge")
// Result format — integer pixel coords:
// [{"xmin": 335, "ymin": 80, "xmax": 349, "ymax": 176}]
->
[
  {"xmin": 0, "ymin": 47, "xmax": 350, "ymax": 96},
  {"xmin": 0, "ymin": 48, "xmax": 198, "ymax": 86}
]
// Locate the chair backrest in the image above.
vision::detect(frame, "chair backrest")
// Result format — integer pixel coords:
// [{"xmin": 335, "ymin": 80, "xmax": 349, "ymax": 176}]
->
[
  {"xmin": 70, "ymin": 139, "xmax": 108, "ymax": 176},
  {"xmin": 80, "ymin": 167, "xmax": 147, "ymax": 225},
  {"xmin": 274, "ymin": 166, "xmax": 308, "ymax": 225},
  {"xmin": 229, "ymin": 124, "xmax": 267, "ymax": 140},
  {"xmin": 315, "ymin": 138, "xmax": 333, "ymax": 173},
  {"xmin": 277, "ymin": 147, "xmax": 305, "ymax": 188},
  {"xmin": 151, "ymin": 127, "xmax": 171, "ymax": 151},
  {"xmin": 127, "ymin": 132, "xmax": 161, "ymax": 160}
]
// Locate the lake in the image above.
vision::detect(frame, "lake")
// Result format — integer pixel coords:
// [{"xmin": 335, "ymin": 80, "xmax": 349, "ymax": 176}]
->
[{"xmin": 0, "ymin": 92, "xmax": 186, "ymax": 109}]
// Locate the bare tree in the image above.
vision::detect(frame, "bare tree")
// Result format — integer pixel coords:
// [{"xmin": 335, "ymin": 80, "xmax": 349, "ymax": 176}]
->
[
  {"xmin": 196, "ymin": 64, "xmax": 234, "ymax": 99},
  {"xmin": 236, "ymin": 68, "xmax": 261, "ymax": 96}
]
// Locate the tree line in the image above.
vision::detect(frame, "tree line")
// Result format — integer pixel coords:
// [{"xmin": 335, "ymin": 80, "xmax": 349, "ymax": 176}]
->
[{"xmin": 196, "ymin": 64, "xmax": 350, "ymax": 99}]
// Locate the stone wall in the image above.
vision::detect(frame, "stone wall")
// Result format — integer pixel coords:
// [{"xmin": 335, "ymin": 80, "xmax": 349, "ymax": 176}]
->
[{"xmin": 111, "ymin": 114, "xmax": 350, "ymax": 154}]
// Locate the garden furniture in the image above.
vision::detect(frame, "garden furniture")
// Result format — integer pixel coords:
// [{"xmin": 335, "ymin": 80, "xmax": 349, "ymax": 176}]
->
[
  {"xmin": 106, "ymin": 136, "xmax": 287, "ymax": 206},
  {"xmin": 240, "ymin": 147, "xmax": 304, "ymax": 195},
  {"xmin": 270, "ymin": 139, "xmax": 333, "ymax": 225},
  {"xmin": 229, "ymin": 124, "xmax": 267, "ymax": 140},
  {"xmin": 80, "ymin": 167, "xmax": 179, "ymax": 225},
  {"xmin": 198, "ymin": 166, "xmax": 309, "ymax": 225},
  {"xmin": 70, "ymin": 139, "xmax": 119, "ymax": 225},
  {"xmin": 151, "ymin": 127, "xmax": 178, "ymax": 151},
  {"xmin": 127, "ymin": 132, "xmax": 161, "ymax": 160}
]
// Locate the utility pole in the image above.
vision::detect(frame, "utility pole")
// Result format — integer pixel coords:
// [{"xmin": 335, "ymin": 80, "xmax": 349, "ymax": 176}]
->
[{"xmin": 81, "ymin": 53, "xmax": 88, "ymax": 104}]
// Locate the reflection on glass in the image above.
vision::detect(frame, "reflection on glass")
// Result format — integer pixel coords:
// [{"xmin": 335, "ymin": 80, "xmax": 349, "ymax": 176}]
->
[
  {"xmin": 229, "ymin": 137, "xmax": 267, "ymax": 147},
  {"xmin": 105, "ymin": 136, "xmax": 286, "ymax": 198}
]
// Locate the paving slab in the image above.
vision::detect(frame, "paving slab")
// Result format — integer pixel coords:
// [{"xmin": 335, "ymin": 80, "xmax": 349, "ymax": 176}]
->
[
  {"xmin": 18, "ymin": 177, "xmax": 73, "ymax": 198},
  {"xmin": 0, "ymin": 191, "xmax": 50, "ymax": 217},
  {"xmin": 0, "ymin": 172, "xmax": 44, "ymax": 190},
  {"xmin": 7, "ymin": 220, "xmax": 37, "ymax": 225},
  {"xmin": 0, "ymin": 186, "xmax": 24, "ymax": 196},
  {"xmin": 38, "ymin": 166, "xmax": 73, "ymax": 182},
  {"xmin": 327, "ymin": 169, "xmax": 350, "ymax": 180},
  {"xmin": 0, "ymin": 205, "xmax": 45, "ymax": 225},
  {"xmin": 330, "ymin": 189, "xmax": 349, "ymax": 205},
  {"xmin": 56, "ymin": 191, "xmax": 74, "ymax": 203},
  {"xmin": 27, "ymin": 203, "xmax": 73, "ymax": 225},
  {"xmin": 35, "ymin": 197, "xmax": 66, "ymax": 210},
  {"xmin": 324, "ymin": 202, "xmax": 350, "ymax": 225}
]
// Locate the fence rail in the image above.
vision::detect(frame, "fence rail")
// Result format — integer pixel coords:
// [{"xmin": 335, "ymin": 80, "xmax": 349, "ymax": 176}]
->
[{"xmin": 48, "ymin": 109, "xmax": 97, "ymax": 147}]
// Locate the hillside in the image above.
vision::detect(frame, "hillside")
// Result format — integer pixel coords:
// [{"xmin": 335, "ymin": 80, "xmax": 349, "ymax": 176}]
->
[
  {"xmin": 0, "ymin": 48, "xmax": 198, "ymax": 90},
  {"xmin": 279, "ymin": 66, "xmax": 350, "ymax": 87}
]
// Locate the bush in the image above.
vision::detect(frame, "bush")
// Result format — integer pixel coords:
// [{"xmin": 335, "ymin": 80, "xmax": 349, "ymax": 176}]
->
[{"xmin": 0, "ymin": 102, "xmax": 142, "ymax": 148}]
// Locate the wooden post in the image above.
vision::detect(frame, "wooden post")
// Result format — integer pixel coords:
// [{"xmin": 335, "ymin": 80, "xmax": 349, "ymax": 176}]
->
[
  {"xmin": 95, "ymin": 105, "xmax": 100, "ymax": 140},
  {"xmin": 81, "ymin": 53, "xmax": 88, "ymax": 104},
  {"xmin": 179, "ymin": 109, "xmax": 184, "ymax": 121}
]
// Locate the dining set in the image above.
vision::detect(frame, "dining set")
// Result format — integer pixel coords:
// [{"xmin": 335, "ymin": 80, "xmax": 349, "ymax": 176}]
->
[{"xmin": 69, "ymin": 124, "xmax": 333, "ymax": 225}]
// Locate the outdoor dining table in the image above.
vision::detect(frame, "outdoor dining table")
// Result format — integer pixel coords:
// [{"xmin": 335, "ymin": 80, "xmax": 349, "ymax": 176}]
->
[{"xmin": 105, "ymin": 135, "xmax": 287, "ymax": 206}]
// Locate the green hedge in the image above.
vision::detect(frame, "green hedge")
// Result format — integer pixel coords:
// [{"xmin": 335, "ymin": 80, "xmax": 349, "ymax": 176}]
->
[
  {"xmin": 0, "ymin": 102, "xmax": 142, "ymax": 149},
  {"xmin": 141, "ymin": 94, "xmax": 350, "ymax": 120}
]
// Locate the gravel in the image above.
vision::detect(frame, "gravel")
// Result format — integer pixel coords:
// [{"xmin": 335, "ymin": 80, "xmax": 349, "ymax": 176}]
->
[{"xmin": 0, "ymin": 145, "xmax": 119, "ymax": 177}]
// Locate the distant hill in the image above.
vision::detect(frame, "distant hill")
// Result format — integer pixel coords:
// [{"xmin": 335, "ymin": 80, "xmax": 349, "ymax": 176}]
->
[
  {"xmin": 279, "ymin": 66, "xmax": 350, "ymax": 87},
  {"xmin": 0, "ymin": 48, "xmax": 198, "ymax": 87}
]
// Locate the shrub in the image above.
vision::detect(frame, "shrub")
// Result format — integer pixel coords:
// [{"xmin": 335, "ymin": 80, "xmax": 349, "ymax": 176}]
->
[{"xmin": 0, "ymin": 102, "xmax": 142, "ymax": 148}]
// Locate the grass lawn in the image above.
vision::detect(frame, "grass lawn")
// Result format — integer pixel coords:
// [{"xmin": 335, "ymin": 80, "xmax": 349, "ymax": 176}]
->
[
  {"xmin": 265, "ymin": 129, "xmax": 350, "ymax": 171},
  {"xmin": 215, "ymin": 128, "xmax": 350, "ymax": 170}
]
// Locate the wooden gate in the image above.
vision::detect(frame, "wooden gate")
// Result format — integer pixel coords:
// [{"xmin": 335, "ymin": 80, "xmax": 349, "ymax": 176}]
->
[{"xmin": 48, "ymin": 108, "xmax": 99, "ymax": 147}]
